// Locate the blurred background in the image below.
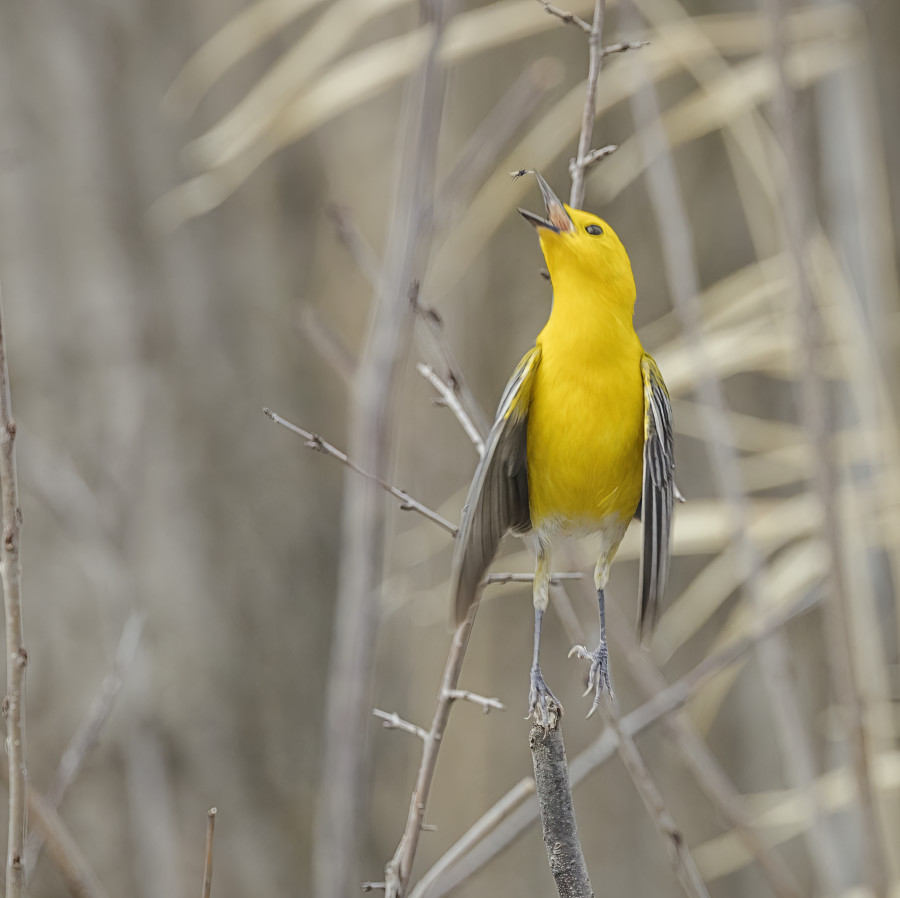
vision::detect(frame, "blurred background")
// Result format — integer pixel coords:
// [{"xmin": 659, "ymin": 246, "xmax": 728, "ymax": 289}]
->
[{"xmin": 0, "ymin": 0, "xmax": 898, "ymax": 895}]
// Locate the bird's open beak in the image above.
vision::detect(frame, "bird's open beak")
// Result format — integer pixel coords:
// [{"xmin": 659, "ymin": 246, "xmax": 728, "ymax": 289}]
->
[{"xmin": 518, "ymin": 173, "xmax": 575, "ymax": 234}]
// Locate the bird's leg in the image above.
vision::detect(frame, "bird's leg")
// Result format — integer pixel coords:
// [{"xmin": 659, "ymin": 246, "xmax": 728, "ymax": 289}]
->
[
  {"xmin": 568, "ymin": 559, "xmax": 614, "ymax": 717},
  {"xmin": 528, "ymin": 542, "xmax": 562, "ymax": 730}
]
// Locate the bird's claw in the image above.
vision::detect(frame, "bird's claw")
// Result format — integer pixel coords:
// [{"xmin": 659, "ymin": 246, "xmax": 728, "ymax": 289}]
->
[
  {"xmin": 568, "ymin": 642, "xmax": 612, "ymax": 718},
  {"xmin": 527, "ymin": 665, "xmax": 562, "ymax": 732}
]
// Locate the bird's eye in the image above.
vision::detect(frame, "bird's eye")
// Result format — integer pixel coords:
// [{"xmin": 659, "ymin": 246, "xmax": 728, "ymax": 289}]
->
[{"xmin": 585, "ymin": 224, "xmax": 603, "ymax": 236}]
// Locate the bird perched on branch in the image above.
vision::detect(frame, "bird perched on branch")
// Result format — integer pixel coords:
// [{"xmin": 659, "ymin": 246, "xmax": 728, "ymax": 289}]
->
[{"xmin": 449, "ymin": 173, "xmax": 675, "ymax": 726}]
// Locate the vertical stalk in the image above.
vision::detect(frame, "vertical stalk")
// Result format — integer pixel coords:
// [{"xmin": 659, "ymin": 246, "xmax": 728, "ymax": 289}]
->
[{"xmin": 0, "ymin": 288, "xmax": 26, "ymax": 898}]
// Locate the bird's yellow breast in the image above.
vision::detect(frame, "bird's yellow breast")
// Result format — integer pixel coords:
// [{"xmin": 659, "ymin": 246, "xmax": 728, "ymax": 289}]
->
[{"xmin": 526, "ymin": 315, "xmax": 644, "ymax": 534}]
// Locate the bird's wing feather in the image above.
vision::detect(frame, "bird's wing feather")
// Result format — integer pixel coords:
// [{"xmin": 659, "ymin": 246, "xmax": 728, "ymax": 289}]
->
[
  {"xmin": 450, "ymin": 345, "xmax": 541, "ymax": 625},
  {"xmin": 638, "ymin": 353, "xmax": 675, "ymax": 643}
]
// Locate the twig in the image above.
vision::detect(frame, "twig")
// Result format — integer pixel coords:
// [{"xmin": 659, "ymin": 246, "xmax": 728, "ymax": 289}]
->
[
  {"xmin": 383, "ymin": 608, "xmax": 480, "ymax": 898},
  {"xmin": 25, "ymin": 614, "xmax": 143, "ymax": 879},
  {"xmin": 295, "ymin": 305, "xmax": 356, "ymax": 387},
  {"xmin": 201, "ymin": 808, "xmax": 216, "ymax": 898},
  {"xmin": 412, "ymin": 303, "xmax": 490, "ymax": 444},
  {"xmin": 484, "ymin": 572, "xmax": 582, "ymax": 586},
  {"xmin": 416, "ymin": 364, "xmax": 484, "ymax": 457},
  {"xmin": 601, "ymin": 39, "xmax": 649, "ymax": 57},
  {"xmin": 529, "ymin": 723, "xmax": 593, "ymax": 898},
  {"xmin": 373, "ymin": 710, "xmax": 429, "ymax": 742},
  {"xmin": 0, "ymin": 755, "xmax": 108, "ymax": 898},
  {"xmin": 537, "ymin": 1, "xmax": 591, "ymax": 32},
  {"xmin": 595, "ymin": 698, "xmax": 710, "ymax": 898},
  {"xmin": 569, "ymin": 0, "xmax": 606, "ymax": 209},
  {"xmin": 329, "ymin": 205, "xmax": 383, "ymax": 290},
  {"xmin": 759, "ymin": 0, "xmax": 890, "ymax": 892},
  {"xmin": 445, "ymin": 690, "xmax": 504, "ymax": 713},
  {"xmin": 263, "ymin": 408, "xmax": 457, "ymax": 536},
  {"xmin": 568, "ymin": 143, "xmax": 617, "ymax": 181},
  {"xmin": 0, "ymin": 286, "xmax": 26, "ymax": 898},
  {"xmin": 413, "ymin": 587, "xmax": 821, "ymax": 898},
  {"xmin": 603, "ymin": 594, "xmax": 802, "ymax": 898}
]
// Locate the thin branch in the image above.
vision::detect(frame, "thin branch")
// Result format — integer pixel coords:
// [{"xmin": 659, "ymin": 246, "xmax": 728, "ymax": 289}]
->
[
  {"xmin": 201, "ymin": 808, "xmax": 216, "ymax": 898},
  {"xmin": 445, "ymin": 690, "xmax": 504, "ymax": 713},
  {"xmin": 569, "ymin": 0, "xmax": 606, "ymax": 209},
  {"xmin": 595, "ymin": 698, "xmax": 710, "ymax": 898},
  {"xmin": 25, "ymin": 614, "xmax": 143, "ymax": 879},
  {"xmin": 263, "ymin": 408, "xmax": 457, "ymax": 536},
  {"xmin": 295, "ymin": 305, "xmax": 356, "ymax": 387},
  {"xmin": 529, "ymin": 723, "xmax": 593, "ymax": 898},
  {"xmin": 602, "ymin": 594, "xmax": 802, "ymax": 898},
  {"xmin": 601, "ymin": 39, "xmax": 649, "ymax": 57},
  {"xmin": 373, "ymin": 710, "xmax": 429, "ymax": 742},
  {"xmin": 329, "ymin": 205, "xmax": 383, "ymax": 289},
  {"xmin": 484, "ymin": 572, "xmax": 582, "ymax": 586},
  {"xmin": 0, "ymin": 286, "xmax": 26, "ymax": 898},
  {"xmin": 413, "ymin": 587, "xmax": 821, "ymax": 898},
  {"xmin": 416, "ymin": 364, "xmax": 484, "ymax": 457},
  {"xmin": 0, "ymin": 756, "xmax": 108, "ymax": 898},
  {"xmin": 383, "ymin": 607, "xmax": 479, "ymax": 898},
  {"xmin": 568, "ymin": 143, "xmax": 617, "ymax": 181},
  {"xmin": 537, "ymin": 1, "xmax": 591, "ymax": 32},
  {"xmin": 759, "ymin": 0, "xmax": 890, "ymax": 891}
]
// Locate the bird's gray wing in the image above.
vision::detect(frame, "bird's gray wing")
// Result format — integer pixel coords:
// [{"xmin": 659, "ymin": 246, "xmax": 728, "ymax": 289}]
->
[
  {"xmin": 450, "ymin": 345, "xmax": 541, "ymax": 625},
  {"xmin": 638, "ymin": 353, "xmax": 675, "ymax": 644}
]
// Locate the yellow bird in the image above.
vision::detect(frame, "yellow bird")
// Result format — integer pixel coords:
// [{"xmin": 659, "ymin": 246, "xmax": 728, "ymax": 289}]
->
[{"xmin": 449, "ymin": 173, "xmax": 675, "ymax": 725}]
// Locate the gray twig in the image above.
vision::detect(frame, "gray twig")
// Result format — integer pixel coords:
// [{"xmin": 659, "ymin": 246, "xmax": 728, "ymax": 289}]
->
[
  {"xmin": 417, "ymin": 364, "xmax": 485, "ymax": 456},
  {"xmin": 384, "ymin": 610, "xmax": 480, "ymax": 897},
  {"xmin": 569, "ymin": 0, "xmax": 606, "ymax": 209},
  {"xmin": 201, "ymin": 808, "xmax": 216, "ymax": 898},
  {"xmin": 594, "ymin": 699, "xmax": 709, "ymax": 898},
  {"xmin": 25, "ymin": 614, "xmax": 143, "ymax": 879},
  {"xmin": 445, "ymin": 690, "xmax": 504, "ymax": 713},
  {"xmin": 373, "ymin": 710, "xmax": 429, "ymax": 742},
  {"xmin": 263, "ymin": 408, "xmax": 457, "ymax": 536},
  {"xmin": 413, "ymin": 587, "xmax": 821, "ymax": 898},
  {"xmin": 0, "ymin": 285, "xmax": 26, "ymax": 898},
  {"xmin": 529, "ymin": 723, "xmax": 593, "ymax": 898}
]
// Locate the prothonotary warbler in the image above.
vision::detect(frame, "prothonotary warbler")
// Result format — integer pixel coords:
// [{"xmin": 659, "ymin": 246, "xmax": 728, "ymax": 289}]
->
[{"xmin": 449, "ymin": 173, "xmax": 675, "ymax": 726}]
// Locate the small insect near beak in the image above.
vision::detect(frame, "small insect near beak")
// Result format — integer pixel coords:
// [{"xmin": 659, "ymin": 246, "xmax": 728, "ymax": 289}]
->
[{"xmin": 518, "ymin": 172, "xmax": 575, "ymax": 234}]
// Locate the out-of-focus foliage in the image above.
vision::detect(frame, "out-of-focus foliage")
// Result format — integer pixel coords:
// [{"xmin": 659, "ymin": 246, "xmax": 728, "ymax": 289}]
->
[{"xmin": 0, "ymin": 0, "xmax": 898, "ymax": 895}]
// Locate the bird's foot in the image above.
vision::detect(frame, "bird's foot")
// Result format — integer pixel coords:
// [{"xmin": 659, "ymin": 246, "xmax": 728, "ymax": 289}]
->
[
  {"xmin": 568, "ymin": 641, "xmax": 613, "ymax": 719},
  {"xmin": 527, "ymin": 665, "xmax": 562, "ymax": 732}
]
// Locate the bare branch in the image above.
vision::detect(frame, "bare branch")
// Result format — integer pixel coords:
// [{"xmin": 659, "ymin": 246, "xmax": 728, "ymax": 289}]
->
[
  {"xmin": 383, "ymin": 607, "xmax": 480, "ymax": 898},
  {"xmin": 201, "ymin": 808, "xmax": 216, "ymax": 898},
  {"xmin": 416, "ymin": 364, "xmax": 485, "ymax": 457},
  {"xmin": 601, "ymin": 39, "xmax": 649, "ymax": 58},
  {"xmin": 537, "ymin": 1, "xmax": 591, "ymax": 33},
  {"xmin": 414, "ymin": 587, "xmax": 821, "ymax": 897},
  {"xmin": 263, "ymin": 408, "xmax": 457, "ymax": 536},
  {"xmin": 373, "ymin": 710, "xmax": 429, "ymax": 742},
  {"xmin": 529, "ymin": 723, "xmax": 593, "ymax": 898},
  {"xmin": 603, "ymin": 596, "xmax": 802, "ymax": 898},
  {"xmin": 295, "ymin": 305, "xmax": 356, "ymax": 387},
  {"xmin": 0, "ymin": 286, "xmax": 26, "ymax": 898},
  {"xmin": 25, "ymin": 614, "xmax": 143, "ymax": 879},
  {"xmin": 445, "ymin": 690, "xmax": 504, "ymax": 713},
  {"xmin": 569, "ymin": 0, "xmax": 606, "ymax": 209},
  {"xmin": 329, "ymin": 205, "xmax": 383, "ymax": 289},
  {"xmin": 0, "ymin": 755, "xmax": 109, "ymax": 898},
  {"xmin": 567, "ymin": 143, "xmax": 617, "ymax": 181},
  {"xmin": 484, "ymin": 572, "xmax": 582, "ymax": 586}
]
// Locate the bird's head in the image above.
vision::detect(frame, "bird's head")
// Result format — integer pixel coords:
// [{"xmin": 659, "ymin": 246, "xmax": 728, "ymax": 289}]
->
[{"xmin": 518, "ymin": 172, "xmax": 635, "ymax": 306}]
